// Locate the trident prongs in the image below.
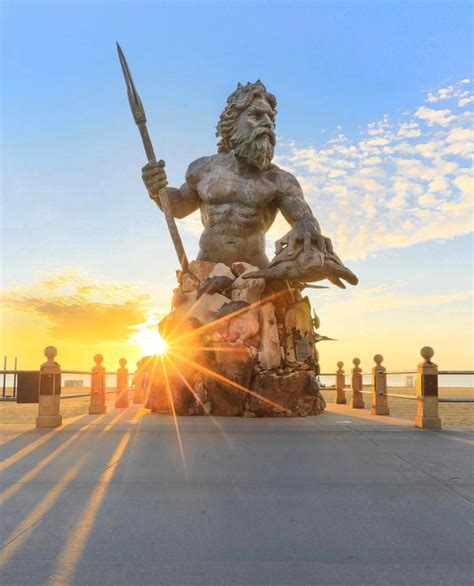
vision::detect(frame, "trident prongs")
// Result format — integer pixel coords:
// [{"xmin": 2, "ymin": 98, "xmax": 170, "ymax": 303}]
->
[
  {"xmin": 116, "ymin": 41, "xmax": 189, "ymax": 272},
  {"xmin": 116, "ymin": 42, "xmax": 146, "ymax": 125}
]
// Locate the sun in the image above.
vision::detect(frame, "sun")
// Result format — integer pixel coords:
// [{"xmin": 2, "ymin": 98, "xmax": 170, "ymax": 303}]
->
[{"xmin": 131, "ymin": 326, "xmax": 168, "ymax": 356}]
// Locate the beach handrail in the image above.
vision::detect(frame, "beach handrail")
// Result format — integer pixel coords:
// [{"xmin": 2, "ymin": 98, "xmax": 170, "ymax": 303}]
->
[
  {"xmin": 438, "ymin": 397, "xmax": 474, "ymax": 403},
  {"xmin": 438, "ymin": 370, "xmax": 474, "ymax": 375},
  {"xmin": 62, "ymin": 392, "xmax": 96, "ymax": 400},
  {"xmin": 382, "ymin": 392, "xmax": 418, "ymax": 400}
]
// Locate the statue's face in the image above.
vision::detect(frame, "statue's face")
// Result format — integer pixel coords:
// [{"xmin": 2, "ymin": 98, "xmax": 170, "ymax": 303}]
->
[
  {"xmin": 236, "ymin": 97, "xmax": 275, "ymax": 140},
  {"xmin": 231, "ymin": 97, "xmax": 276, "ymax": 170}
]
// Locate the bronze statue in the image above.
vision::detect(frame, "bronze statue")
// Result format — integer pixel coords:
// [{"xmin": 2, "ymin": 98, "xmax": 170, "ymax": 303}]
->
[
  {"xmin": 140, "ymin": 80, "xmax": 357, "ymax": 287},
  {"xmin": 117, "ymin": 45, "xmax": 358, "ymax": 417}
]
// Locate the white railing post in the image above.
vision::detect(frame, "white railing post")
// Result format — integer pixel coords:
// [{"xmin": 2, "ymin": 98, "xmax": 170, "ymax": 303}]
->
[
  {"xmin": 336, "ymin": 361, "xmax": 346, "ymax": 404},
  {"xmin": 89, "ymin": 354, "xmax": 107, "ymax": 414},
  {"xmin": 351, "ymin": 358, "xmax": 364, "ymax": 409},
  {"xmin": 36, "ymin": 346, "xmax": 62, "ymax": 428},
  {"xmin": 371, "ymin": 354, "xmax": 390, "ymax": 415},
  {"xmin": 415, "ymin": 346, "xmax": 441, "ymax": 430},
  {"xmin": 115, "ymin": 358, "xmax": 129, "ymax": 408}
]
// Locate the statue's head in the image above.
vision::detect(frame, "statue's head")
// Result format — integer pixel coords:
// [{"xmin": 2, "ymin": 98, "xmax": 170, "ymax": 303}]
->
[{"xmin": 216, "ymin": 80, "xmax": 277, "ymax": 170}]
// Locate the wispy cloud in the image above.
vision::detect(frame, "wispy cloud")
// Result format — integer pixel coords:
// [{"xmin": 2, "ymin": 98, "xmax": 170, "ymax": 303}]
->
[
  {"xmin": 267, "ymin": 79, "xmax": 474, "ymax": 260},
  {"xmin": 1, "ymin": 267, "xmax": 154, "ymax": 344},
  {"xmin": 318, "ymin": 284, "xmax": 474, "ymax": 319}
]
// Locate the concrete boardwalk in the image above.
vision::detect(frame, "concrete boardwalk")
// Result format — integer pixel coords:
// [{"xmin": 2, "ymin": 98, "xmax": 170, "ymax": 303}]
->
[{"xmin": 1, "ymin": 405, "xmax": 473, "ymax": 585}]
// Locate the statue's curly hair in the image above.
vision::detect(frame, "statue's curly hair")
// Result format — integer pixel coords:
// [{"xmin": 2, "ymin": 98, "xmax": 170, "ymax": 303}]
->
[{"xmin": 216, "ymin": 80, "xmax": 277, "ymax": 153}]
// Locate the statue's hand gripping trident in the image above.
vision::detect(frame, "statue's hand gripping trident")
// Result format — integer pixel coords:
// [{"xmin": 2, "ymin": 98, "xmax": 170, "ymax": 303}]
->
[{"xmin": 117, "ymin": 42, "xmax": 189, "ymax": 273}]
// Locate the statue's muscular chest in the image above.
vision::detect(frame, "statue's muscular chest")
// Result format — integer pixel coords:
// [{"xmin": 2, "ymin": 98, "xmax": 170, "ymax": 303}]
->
[{"xmin": 196, "ymin": 165, "xmax": 276, "ymax": 208}]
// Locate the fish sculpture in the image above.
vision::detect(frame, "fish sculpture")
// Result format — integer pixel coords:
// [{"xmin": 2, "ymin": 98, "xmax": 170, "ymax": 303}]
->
[{"xmin": 244, "ymin": 229, "xmax": 358, "ymax": 289}]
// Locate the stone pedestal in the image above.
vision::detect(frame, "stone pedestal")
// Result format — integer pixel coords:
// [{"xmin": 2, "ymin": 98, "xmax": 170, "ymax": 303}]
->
[
  {"xmin": 250, "ymin": 369, "xmax": 325, "ymax": 417},
  {"xmin": 204, "ymin": 343, "xmax": 254, "ymax": 416},
  {"xmin": 145, "ymin": 260, "xmax": 326, "ymax": 418}
]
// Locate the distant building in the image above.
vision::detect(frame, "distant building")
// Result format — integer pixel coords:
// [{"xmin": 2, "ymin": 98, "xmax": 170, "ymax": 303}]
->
[
  {"xmin": 405, "ymin": 375, "xmax": 415, "ymax": 388},
  {"xmin": 64, "ymin": 380, "xmax": 84, "ymax": 387}
]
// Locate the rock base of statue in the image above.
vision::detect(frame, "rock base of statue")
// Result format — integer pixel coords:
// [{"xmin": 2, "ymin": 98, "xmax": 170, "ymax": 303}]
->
[{"xmin": 143, "ymin": 260, "xmax": 326, "ymax": 417}]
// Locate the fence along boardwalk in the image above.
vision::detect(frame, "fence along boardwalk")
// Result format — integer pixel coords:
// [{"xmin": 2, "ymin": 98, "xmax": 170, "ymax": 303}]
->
[{"xmin": 0, "ymin": 346, "xmax": 472, "ymax": 429}]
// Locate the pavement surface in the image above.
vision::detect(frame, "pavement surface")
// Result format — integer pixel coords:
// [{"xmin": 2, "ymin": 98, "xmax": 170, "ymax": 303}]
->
[{"xmin": 1, "ymin": 404, "xmax": 473, "ymax": 585}]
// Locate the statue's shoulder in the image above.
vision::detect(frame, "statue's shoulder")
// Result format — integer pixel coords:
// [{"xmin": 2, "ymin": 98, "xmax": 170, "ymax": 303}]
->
[
  {"xmin": 266, "ymin": 164, "xmax": 301, "ymax": 191},
  {"xmin": 186, "ymin": 154, "xmax": 223, "ymax": 184}
]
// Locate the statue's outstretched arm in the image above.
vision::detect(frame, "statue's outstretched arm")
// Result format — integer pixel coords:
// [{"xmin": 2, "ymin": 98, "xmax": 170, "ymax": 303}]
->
[
  {"xmin": 276, "ymin": 171, "xmax": 332, "ymax": 255},
  {"xmin": 257, "ymin": 169, "xmax": 358, "ymax": 289}
]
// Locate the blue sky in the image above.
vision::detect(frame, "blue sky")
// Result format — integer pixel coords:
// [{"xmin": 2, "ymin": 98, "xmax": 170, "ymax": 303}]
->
[{"xmin": 1, "ymin": 1, "xmax": 473, "ymax": 370}]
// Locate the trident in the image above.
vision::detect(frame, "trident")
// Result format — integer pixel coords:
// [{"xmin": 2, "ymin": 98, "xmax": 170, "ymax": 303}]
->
[{"xmin": 117, "ymin": 42, "xmax": 189, "ymax": 273}]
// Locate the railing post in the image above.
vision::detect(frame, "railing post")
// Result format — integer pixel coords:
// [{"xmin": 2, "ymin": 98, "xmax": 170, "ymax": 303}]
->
[
  {"xmin": 115, "ymin": 358, "xmax": 129, "ymax": 408},
  {"xmin": 336, "ymin": 361, "xmax": 346, "ymax": 404},
  {"xmin": 415, "ymin": 346, "xmax": 441, "ymax": 429},
  {"xmin": 351, "ymin": 358, "xmax": 364, "ymax": 409},
  {"xmin": 371, "ymin": 354, "xmax": 390, "ymax": 415},
  {"xmin": 36, "ymin": 346, "xmax": 62, "ymax": 428},
  {"xmin": 132, "ymin": 359, "xmax": 146, "ymax": 404},
  {"xmin": 89, "ymin": 354, "xmax": 107, "ymax": 414}
]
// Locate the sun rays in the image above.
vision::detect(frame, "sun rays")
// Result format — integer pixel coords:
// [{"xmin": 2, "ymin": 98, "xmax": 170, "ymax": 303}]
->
[
  {"xmin": 1, "ymin": 286, "xmax": 294, "ymax": 584},
  {"xmin": 0, "ymin": 409, "xmax": 132, "ymax": 573},
  {"xmin": 127, "ymin": 282, "xmax": 294, "ymax": 438},
  {"xmin": 130, "ymin": 323, "xmax": 168, "ymax": 356},
  {"xmin": 136, "ymin": 286, "xmax": 291, "ymax": 423}
]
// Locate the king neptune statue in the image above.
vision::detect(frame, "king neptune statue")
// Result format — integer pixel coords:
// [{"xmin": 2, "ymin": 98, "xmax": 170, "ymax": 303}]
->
[{"xmin": 142, "ymin": 81, "xmax": 357, "ymax": 290}]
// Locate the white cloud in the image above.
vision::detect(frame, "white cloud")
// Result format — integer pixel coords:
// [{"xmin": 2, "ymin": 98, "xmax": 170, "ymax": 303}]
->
[
  {"xmin": 415, "ymin": 106, "xmax": 456, "ymax": 127},
  {"xmin": 397, "ymin": 122, "xmax": 421, "ymax": 138},
  {"xmin": 458, "ymin": 96, "xmax": 473, "ymax": 108},
  {"xmin": 272, "ymin": 79, "xmax": 473, "ymax": 260},
  {"xmin": 425, "ymin": 80, "xmax": 473, "ymax": 104}
]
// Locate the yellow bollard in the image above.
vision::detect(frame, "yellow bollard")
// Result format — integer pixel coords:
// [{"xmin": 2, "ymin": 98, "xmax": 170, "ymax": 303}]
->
[
  {"xmin": 132, "ymin": 359, "xmax": 147, "ymax": 404},
  {"xmin": 115, "ymin": 358, "xmax": 129, "ymax": 408},
  {"xmin": 36, "ymin": 346, "xmax": 62, "ymax": 428},
  {"xmin": 89, "ymin": 354, "xmax": 107, "ymax": 415},
  {"xmin": 351, "ymin": 358, "xmax": 364, "ymax": 409},
  {"xmin": 415, "ymin": 347, "xmax": 441, "ymax": 429},
  {"xmin": 371, "ymin": 354, "xmax": 390, "ymax": 415},
  {"xmin": 336, "ymin": 361, "xmax": 346, "ymax": 404}
]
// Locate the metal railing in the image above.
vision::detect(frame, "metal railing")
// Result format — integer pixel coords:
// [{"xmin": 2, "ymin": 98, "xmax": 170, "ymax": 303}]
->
[
  {"xmin": 2, "ymin": 356, "xmax": 18, "ymax": 399},
  {"xmin": 382, "ymin": 369, "xmax": 474, "ymax": 403},
  {"xmin": 322, "ymin": 348, "xmax": 472, "ymax": 429},
  {"xmin": 4, "ymin": 346, "xmax": 473, "ymax": 430}
]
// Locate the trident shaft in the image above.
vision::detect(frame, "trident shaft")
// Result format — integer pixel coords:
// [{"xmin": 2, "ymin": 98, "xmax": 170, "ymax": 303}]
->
[{"xmin": 117, "ymin": 42, "xmax": 189, "ymax": 273}]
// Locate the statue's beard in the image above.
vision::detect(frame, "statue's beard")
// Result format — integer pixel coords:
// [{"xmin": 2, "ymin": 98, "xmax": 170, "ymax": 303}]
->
[{"xmin": 231, "ymin": 127, "xmax": 275, "ymax": 170}]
